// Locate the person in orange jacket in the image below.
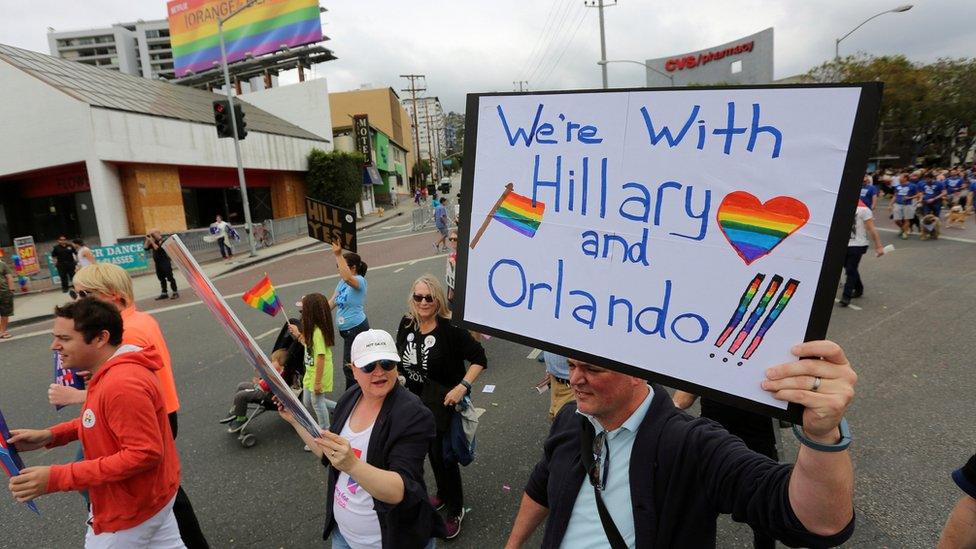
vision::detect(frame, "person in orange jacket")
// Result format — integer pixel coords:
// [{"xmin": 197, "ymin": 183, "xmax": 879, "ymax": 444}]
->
[{"xmin": 8, "ymin": 298, "xmax": 183, "ymax": 548}]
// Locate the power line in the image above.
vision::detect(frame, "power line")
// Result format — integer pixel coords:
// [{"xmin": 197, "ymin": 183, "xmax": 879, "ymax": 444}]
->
[
  {"xmin": 538, "ymin": 4, "xmax": 590, "ymax": 88},
  {"xmin": 525, "ymin": 0, "xmax": 578, "ymax": 85},
  {"xmin": 517, "ymin": 0, "xmax": 562, "ymax": 81}
]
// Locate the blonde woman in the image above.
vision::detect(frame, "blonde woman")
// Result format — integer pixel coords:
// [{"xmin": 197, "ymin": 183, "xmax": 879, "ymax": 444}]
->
[{"xmin": 395, "ymin": 275, "xmax": 487, "ymax": 539}]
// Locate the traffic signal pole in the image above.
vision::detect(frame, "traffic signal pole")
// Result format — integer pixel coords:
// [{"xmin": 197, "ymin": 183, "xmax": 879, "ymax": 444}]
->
[{"xmin": 218, "ymin": 2, "xmax": 257, "ymax": 257}]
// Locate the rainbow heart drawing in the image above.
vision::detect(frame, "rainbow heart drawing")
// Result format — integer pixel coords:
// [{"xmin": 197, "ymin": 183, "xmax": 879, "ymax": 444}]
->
[{"xmin": 717, "ymin": 191, "xmax": 810, "ymax": 265}]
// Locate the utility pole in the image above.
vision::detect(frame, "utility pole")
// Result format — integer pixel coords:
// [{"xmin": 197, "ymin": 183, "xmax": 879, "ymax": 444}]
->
[
  {"xmin": 423, "ymin": 99, "xmax": 436, "ymax": 186},
  {"xmin": 400, "ymin": 74, "xmax": 427, "ymax": 191},
  {"xmin": 586, "ymin": 0, "xmax": 617, "ymax": 89},
  {"xmin": 513, "ymin": 80, "xmax": 528, "ymax": 92},
  {"xmin": 218, "ymin": 0, "xmax": 258, "ymax": 257}
]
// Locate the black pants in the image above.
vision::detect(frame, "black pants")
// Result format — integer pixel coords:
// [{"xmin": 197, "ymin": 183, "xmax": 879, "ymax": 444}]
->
[
  {"xmin": 168, "ymin": 413, "xmax": 210, "ymax": 549},
  {"xmin": 56, "ymin": 264, "xmax": 75, "ymax": 292},
  {"xmin": 428, "ymin": 429, "xmax": 463, "ymax": 517},
  {"xmin": 339, "ymin": 319, "xmax": 370, "ymax": 390},
  {"xmin": 157, "ymin": 268, "xmax": 178, "ymax": 294},
  {"xmin": 217, "ymin": 237, "xmax": 232, "ymax": 258},
  {"xmin": 843, "ymin": 246, "xmax": 867, "ymax": 299}
]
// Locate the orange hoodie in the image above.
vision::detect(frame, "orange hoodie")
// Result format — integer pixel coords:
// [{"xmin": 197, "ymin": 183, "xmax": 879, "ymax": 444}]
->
[
  {"xmin": 121, "ymin": 307, "xmax": 180, "ymax": 414},
  {"xmin": 46, "ymin": 345, "xmax": 181, "ymax": 534}
]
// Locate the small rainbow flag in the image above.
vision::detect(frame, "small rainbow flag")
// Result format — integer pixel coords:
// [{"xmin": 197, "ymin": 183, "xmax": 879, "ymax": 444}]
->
[
  {"xmin": 492, "ymin": 190, "xmax": 546, "ymax": 238},
  {"xmin": 242, "ymin": 275, "xmax": 283, "ymax": 317}
]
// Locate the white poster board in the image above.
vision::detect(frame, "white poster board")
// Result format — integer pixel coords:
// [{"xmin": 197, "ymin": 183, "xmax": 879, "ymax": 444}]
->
[{"xmin": 455, "ymin": 85, "xmax": 881, "ymax": 420}]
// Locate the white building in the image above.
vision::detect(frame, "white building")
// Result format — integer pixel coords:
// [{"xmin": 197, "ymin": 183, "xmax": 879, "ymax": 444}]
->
[
  {"xmin": 0, "ymin": 44, "xmax": 331, "ymax": 248},
  {"xmin": 48, "ymin": 19, "xmax": 176, "ymax": 80},
  {"xmin": 402, "ymin": 96, "xmax": 446, "ymax": 181}
]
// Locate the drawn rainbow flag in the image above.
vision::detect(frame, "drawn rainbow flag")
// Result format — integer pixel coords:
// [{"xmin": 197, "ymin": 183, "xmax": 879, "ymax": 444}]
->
[
  {"xmin": 493, "ymin": 191, "xmax": 546, "ymax": 237},
  {"xmin": 743, "ymin": 279, "xmax": 800, "ymax": 359},
  {"xmin": 717, "ymin": 191, "xmax": 809, "ymax": 265},
  {"xmin": 241, "ymin": 275, "xmax": 283, "ymax": 317}
]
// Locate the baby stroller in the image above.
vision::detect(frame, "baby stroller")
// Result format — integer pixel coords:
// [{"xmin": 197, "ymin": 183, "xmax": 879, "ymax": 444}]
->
[{"xmin": 221, "ymin": 319, "xmax": 305, "ymax": 448}]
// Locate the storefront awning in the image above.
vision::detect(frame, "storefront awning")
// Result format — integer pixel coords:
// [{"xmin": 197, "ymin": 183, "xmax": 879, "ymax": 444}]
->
[{"xmin": 363, "ymin": 166, "xmax": 383, "ymax": 186}]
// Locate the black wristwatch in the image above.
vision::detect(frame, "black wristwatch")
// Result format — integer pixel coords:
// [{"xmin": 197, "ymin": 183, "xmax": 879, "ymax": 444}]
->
[{"xmin": 459, "ymin": 380, "xmax": 472, "ymax": 395}]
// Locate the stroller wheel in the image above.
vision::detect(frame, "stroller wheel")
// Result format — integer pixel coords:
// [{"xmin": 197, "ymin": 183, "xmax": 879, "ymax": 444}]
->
[{"xmin": 241, "ymin": 434, "xmax": 257, "ymax": 448}]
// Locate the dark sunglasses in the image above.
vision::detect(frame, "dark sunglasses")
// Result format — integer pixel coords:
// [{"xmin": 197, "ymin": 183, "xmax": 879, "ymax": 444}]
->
[
  {"xmin": 588, "ymin": 430, "xmax": 610, "ymax": 491},
  {"xmin": 449, "ymin": 237, "xmax": 457, "ymax": 241},
  {"xmin": 360, "ymin": 360, "xmax": 398, "ymax": 374},
  {"xmin": 68, "ymin": 289, "xmax": 91, "ymax": 300},
  {"xmin": 412, "ymin": 293, "xmax": 435, "ymax": 303}
]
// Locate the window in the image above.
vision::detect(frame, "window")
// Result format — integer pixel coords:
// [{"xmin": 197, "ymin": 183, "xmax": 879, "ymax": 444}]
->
[{"xmin": 730, "ymin": 60, "xmax": 743, "ymax": 74}]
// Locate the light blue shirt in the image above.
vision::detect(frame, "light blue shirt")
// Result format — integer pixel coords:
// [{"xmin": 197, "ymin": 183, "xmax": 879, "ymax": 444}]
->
[
  {"xmin": 543, "ymin": 352, "xmax": 570, "ymax": 379},
  {"xmin": 561, "ymin": 385, "xmax": 654, "ymax": 549},
  {"xmin": 334, "ymin": 275, "xmax": 367, "ymax": 331}
]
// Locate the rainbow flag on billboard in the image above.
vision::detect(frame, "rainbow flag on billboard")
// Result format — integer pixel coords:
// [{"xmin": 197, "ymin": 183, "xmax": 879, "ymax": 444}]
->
[
  {"xmin": 241, "ymin": 275, "xmax": 283, "ymax": 317},
  {"xmin": 167, "ymin": 0, "xmax": 324, "ymax": 78}
]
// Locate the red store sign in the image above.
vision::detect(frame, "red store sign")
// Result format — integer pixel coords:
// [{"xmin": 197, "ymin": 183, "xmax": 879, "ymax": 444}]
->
[{"xmin": 665, "ymin": 40, "xmax": 755, "ymax": 72}]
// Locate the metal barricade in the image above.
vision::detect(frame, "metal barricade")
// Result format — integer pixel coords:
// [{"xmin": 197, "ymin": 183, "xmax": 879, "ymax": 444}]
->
[
  {"xmin": 411, "ymin": 206, "xmax": 433, "ymax": 231},
  {"xmin": 167, "ymin": 215, "xmax": 308, "ymax": 264}
]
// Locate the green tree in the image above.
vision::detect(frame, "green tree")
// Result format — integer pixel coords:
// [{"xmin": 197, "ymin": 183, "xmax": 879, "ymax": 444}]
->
[
  {"xmin": 306, "ymin": 149, "xmax": 364, "ymax": 211},
  {"xmin": 413, "ymin": 159, "xmax": 431, "ymax": 185}
]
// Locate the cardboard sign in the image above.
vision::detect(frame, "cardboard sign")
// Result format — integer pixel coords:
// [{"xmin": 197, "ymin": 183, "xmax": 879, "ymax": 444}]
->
[
  {"xmin": 12, "ymin": 237, "xmax": 39, "ymax": 276},
  {"xmin": 455, "ymin": 84, "xmax": 882, "ymax": 421},
  {"xmin": 305, "ymin": 197, "xmax": 358, "ymax": 252},
  {"xmin": 161, "ymin": 236, "xmax": 322, "ymax": 439}
]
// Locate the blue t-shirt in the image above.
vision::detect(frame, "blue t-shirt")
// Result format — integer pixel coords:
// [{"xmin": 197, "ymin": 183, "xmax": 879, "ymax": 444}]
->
[
  {"xmin": 969, "ymin": 179, "xmax": 976, "ymax": 192},
  {"xmin": 859, "ymin": 184, "xmax": 877, "ymax": 207},
  {"xmin": 921, "ymin": 180, "xmax": 944, "ymax": 199},
  {"xmin": 894, "ymin": 183, "xmax": 918, "ymax": 205},
  {"xmin": 334, "ymin": 275, "xmax": 367, "ymax": 331},
  {"xmin": 434, "ymin": 204, "xmax": 447, "ymax": 229},
  {"xmin": 946, "ymin": 177, "xmax": 963, "ymax": 193}
]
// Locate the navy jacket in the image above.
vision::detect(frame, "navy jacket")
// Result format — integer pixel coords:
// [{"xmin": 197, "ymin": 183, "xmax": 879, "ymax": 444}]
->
[
  {"xmin": 525, "ymin": 384, "xmax": 855, "ymax": 548},
  {"xmin": 322, "ymin": 383, "xmax": 445, "ymax": 548}
]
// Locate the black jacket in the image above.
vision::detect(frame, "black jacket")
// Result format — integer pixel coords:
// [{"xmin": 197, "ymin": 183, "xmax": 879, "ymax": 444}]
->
[
  {"xmin": 322, "ymin": 383, "xmax": 445, "ymax": 547},
  {"xmin": 526, "ymin": 384, "xmax": 855, "ymax": 548},
  {"xmin": 51, "ymin": 244, "xmax": 76, "ymax": 268}
]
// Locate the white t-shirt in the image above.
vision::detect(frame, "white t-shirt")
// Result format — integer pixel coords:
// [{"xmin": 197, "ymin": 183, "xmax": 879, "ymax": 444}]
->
[
  {"xmin": 77, "ymin": 246, "xmax": 94, "ymax": 267},
  {"xmin": 849, "ymin": 203, "xmax": 873, "ymax": 247},
  {"xmin": 333, "ymin": 419, "xmax": 381, "ymax": 549}
]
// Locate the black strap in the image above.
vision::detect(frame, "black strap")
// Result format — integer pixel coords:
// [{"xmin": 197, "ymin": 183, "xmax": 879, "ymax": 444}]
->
[{"xmin": 580, "ymin": 418, "xmax": 628, "ymax": 549}]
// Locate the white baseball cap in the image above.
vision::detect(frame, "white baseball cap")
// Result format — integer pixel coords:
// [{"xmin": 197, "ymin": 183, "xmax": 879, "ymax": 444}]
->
[{"xmin": 351, "ymin": 329, "xmax": 400, "ymax": 368}]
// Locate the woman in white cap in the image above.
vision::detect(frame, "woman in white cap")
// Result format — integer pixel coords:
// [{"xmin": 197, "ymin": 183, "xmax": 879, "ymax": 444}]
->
[{"xmin": 278, "ymin": 329, "xmax": 443, "ymax": 548}]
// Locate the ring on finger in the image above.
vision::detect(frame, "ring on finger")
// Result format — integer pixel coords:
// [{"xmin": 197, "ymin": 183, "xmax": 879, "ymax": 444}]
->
[{"xmin": 811, "ymin": 376, "xmax": 822, "ymax": 392}]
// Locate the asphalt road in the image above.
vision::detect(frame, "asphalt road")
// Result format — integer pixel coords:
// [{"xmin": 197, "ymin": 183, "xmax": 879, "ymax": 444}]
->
[{"xmin": 1, "ymin": 221, "xmax": 974, "ymax": 548}]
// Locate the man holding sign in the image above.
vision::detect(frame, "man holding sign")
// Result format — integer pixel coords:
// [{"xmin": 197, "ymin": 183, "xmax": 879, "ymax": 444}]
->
[
  {"xmin": 505, "ymin": 340, "xmax": 857, "ymax": 548},
  {"xmin": 7, "ymin": 298, "xmax": 183, "ymax": 548}
]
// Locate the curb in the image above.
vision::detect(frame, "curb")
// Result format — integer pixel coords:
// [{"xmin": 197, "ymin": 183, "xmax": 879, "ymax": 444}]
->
[{"xmin": 7, "ymin": 211, "xmax": 407, "ymax": 330}]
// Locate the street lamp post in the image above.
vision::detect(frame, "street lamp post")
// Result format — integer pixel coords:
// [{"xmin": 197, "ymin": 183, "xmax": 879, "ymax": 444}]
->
[
  {"xmin": 218, "ymin": 0, "xmax": 259, "ymax": 257},
  {"xmin": 598, "ymin": 59, "xmax": 675, "ymax": 87},
  {"xmin": 835, "ymin": 4, "xmax": 912, "ymax": 60}
]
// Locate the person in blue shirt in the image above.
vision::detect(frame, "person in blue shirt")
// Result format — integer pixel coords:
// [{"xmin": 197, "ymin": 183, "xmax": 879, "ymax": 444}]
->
[
  {"xmin": 432, "ymin": 197, "xmax": 450, "ymax": 253},
  {"xmin": 859, "ymin": 174, "xmax": 878, "ymax": 209},
  {"xmin": 329, "ymin": 240, "xmax": 370, "ymax": 391},
  {"xmin": 921, "ymin": 174, "xmax": 947, "ymax": 216},
  {"xmin": 946, "ymin": 169, "xmax": 964, "ymax": 204},
  {"xmin": 889, "ymin": 173, "xmax": 920, "ymax": 239}
]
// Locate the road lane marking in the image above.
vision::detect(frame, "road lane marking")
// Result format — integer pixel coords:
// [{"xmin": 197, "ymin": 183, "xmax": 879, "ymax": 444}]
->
[
  {"xmin": 527, "ymin": 348, "xmax": 542, "ymax": 360},
  {"xmin": 394, "ymin": 268, "xmax": 404, "ymax": 273},
  {"xmin": 5, "ymin": 254, "xmax": 446, "ymax": 339},
  {"xmin": 255, "ymin": 327, "xmax": 280, "ymax": 340},
  {"xmin": 876, "ymin": 227, "xmax": 976, "ymax": 244},
  {"xmin": 834, "ymin": 299, "xmax": 862, "ymax": 311}
]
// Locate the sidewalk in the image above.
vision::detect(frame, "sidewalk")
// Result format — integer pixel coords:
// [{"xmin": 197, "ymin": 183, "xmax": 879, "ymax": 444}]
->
[{"xmin": 6, "ymin": 198, "xmax": 415, "ymax": 330}]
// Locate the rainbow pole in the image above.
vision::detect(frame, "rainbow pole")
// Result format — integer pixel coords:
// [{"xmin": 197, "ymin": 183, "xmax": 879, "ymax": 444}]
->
[
  {"xmin": 742, "ymin": 279, "xmax": 800, "ymax": 360},
  {"xmin": 714, "ymin": 273, "xmax": 765, "ymax": 347},
  {"xmin": 728, "ymin": 275, "xmax": 783, "ymax": 354}
]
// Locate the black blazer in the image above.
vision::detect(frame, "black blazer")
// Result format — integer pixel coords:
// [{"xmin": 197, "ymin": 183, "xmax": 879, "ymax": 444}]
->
[
  {"xmin": 322, "ymin": 383, "xmax": 445, "ymax": 548},
  {"xmin": 525, "ymin": 384, "xmax": 855, "ymax": 548}
]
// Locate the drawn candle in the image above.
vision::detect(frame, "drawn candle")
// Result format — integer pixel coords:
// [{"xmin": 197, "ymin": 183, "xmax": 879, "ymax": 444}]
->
[
  {"xmin": 742, "ymin": 279, "xmax": 800, "ymax": 360},
  {"xmin": 727, "ymin": 275, "xmax": 783, "ymax": 354},
  {"xmin": 714, "ymin": 273, "xmax": 766, "ymax": 348}
]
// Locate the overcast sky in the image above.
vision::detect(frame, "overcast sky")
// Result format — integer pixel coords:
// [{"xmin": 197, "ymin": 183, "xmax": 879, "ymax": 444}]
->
[{"xmin": 3, "ymin": 0, "xmax": 973, "ymax": 113}]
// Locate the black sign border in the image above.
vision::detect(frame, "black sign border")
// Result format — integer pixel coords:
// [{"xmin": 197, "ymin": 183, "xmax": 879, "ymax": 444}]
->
[{"xmin": 454, "ymin": 82, "xmax": 883, "ymax": 424}]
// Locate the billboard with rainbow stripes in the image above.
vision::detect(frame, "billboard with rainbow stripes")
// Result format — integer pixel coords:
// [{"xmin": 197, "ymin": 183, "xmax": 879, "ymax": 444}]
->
[{"xmin": 167, "ymin": 0, "xmax": 323, "ymax": 78}]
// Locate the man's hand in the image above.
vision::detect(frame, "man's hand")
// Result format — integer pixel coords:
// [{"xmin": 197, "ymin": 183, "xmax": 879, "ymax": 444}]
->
[
  {"xmin": 762, "ymin": 340, "xmax": 857, "ymax": 442},
  {"xmin": 7, "ymin": 429, "xmax": 53, "ymax": 452},
  {"xmin": 9, "ymin": 466, "xmax": 51, "ymax": 502},
  {"xmin": 48, "ymin": 385, "xmax": 86, "ymax": 407}
]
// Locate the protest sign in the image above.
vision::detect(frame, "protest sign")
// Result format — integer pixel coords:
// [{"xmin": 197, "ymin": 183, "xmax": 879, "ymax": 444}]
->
[
  {"xmin": 161, "ymin": 235, "xmax": 321, "ymax": 439},
  {"xmin": 305, "ymin": 197, "xmax": 358, "ymax": 252},
  {"xmin": 0, "ymin": 406, "xmax": 39, "ymax": 514},
  {"xmin": 53, "ymin": 350, "xmax": 85, "ymax": 411},
  {"xmin": 454, "ymin": 84, "xmax": 882, "ymax": 421}
]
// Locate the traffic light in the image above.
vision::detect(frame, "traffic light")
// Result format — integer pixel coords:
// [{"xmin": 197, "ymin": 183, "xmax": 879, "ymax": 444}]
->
[
  {"xmin": 213, "ymin": 99, "xmax": 232, "ymax": 138},
  {"xmin": 234, "ymin": 105, "xmax": 247, "ymax": 140},
  {"xmin": 212, "ymin": 99, "xmax": 248, "ymax": 140}
]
